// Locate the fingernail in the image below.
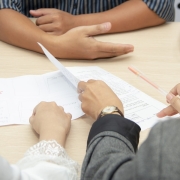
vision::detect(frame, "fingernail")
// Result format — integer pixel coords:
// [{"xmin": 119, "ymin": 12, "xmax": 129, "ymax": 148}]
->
[
  {"xmin": 78, "ymin": 88, "xmax": 84, "ymax": 94},
  {"xmin": 125, "ymin": 45, "xmax": 134, "ymax": 53},
  {"xmin": 102, "ymin": 22, "xmax": 111, "ymax": 31},
  {"xmin": 156, "ymin": 112, "xmax": 160, "ymax": 118},
  {"xmin": 167, "ymin": 93, "xmax": 174, "ymax": 102},
  {"xmin": 77, "ymin": 89, "xmax": 81, "ymax": 93},
  {"xmin": 156, "ymin": 112, "xmax": 163, "ymax": 118}
]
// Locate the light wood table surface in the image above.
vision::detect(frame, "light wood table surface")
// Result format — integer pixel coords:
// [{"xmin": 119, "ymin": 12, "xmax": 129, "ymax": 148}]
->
[{"xmin": 0, "ymin": 22, "xmax": 180, "ymax": 167}]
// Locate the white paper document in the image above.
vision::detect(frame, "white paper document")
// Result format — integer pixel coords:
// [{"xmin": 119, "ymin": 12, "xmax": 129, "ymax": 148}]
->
[
  {"xmin": 67, "ymin": 66, "xmax": 172, "ymax": 130},
  {"xmin": 38, "ymin": 43, "xmax": 79, "ymax": 88},
  {"xmin": 0, "ymin": 44, "xmax": 175, "ymax": 130},
  {"xmin": 0, "ymin": 71, "xmax": 83, "ymax": 125}
]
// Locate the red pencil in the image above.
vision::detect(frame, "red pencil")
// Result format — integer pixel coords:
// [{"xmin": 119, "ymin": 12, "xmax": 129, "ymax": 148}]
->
[{"xmin": 128, "ymin": 66, "xmax": 167, "ymax": 96}]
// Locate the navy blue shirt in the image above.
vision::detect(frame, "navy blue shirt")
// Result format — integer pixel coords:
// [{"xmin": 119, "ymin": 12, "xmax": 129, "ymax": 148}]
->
[{"xmin": 0, "ymin": 0, "xmax": 175, "ymax": 21}]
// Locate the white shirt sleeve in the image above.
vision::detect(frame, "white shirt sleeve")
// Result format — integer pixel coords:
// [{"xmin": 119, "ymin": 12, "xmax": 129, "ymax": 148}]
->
[{"xmin": 0, "ymin": 140, "xmax": 79, "ymax": 180}]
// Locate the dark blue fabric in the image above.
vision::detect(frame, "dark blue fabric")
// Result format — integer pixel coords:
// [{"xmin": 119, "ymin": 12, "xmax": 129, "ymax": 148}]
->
[{"xmin": 0, "ymin": 0, "xmax": 175, "ymax": 21}]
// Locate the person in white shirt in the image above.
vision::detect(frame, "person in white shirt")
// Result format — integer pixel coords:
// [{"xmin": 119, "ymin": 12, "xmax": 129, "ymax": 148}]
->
[{"xmin": 0, "ymin": 101, "xmax": 78, "ymax": 180}]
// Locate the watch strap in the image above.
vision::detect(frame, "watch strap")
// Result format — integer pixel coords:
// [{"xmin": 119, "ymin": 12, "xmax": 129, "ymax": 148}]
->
[{"xmin": 98, "ymin": 106, "xmax": 124, "ymax": 119}]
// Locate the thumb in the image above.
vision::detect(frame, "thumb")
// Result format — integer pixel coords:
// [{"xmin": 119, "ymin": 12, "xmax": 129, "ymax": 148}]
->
[
  {"xmin": 83, "ymin": 22, "xmax": 112, "ymax": 36},
  {"xmin": 29, "ymin": 115, "xmax": 34, "ymax": 125},
  {"xmin": 30, "ymin": 9, "xmax": 50, "ymax": 17},
  {"xmin": 167, "ymin": 93, "xmax": 180, "ymax": 113}
]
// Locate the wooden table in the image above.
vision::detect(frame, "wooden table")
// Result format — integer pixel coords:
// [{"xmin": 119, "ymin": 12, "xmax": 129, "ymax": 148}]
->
[{"xmin": 0, "ymin": 22, "xmax": 180, "ymax": 167}]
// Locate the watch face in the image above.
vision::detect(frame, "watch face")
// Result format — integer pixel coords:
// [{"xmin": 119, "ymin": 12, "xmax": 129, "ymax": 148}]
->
[{"xmin": 103, "ymin": 106, "xmax": 116, "ymax": 113}]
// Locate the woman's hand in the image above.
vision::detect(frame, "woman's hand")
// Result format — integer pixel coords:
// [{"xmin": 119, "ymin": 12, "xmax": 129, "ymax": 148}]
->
[
  {"xmin": 78, "ymin": 80, "xmax": 124, "ymax": 120},
  {"xmin": 29, "ymin": 101, "xmax": 72, "ymax": 147},
  {"xmin": 157, "ymin": 83, "xmax": 180, "ymax": 118}
]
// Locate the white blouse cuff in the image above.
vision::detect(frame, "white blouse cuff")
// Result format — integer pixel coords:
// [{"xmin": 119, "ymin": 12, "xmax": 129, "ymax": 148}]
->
[{"xmin": 17, "ymin": 140, "xmax": 79, "ymax": 176}]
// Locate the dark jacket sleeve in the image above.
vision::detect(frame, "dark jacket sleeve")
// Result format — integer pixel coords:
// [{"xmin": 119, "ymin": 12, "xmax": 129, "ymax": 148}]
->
[
  {"xmin": 81, "ymin": 114, "xmax": 141, "ymax": 180},
  {"xmin": 87, "ymin": 114, "xmax": 140, "ymax": 152},
  {"xmin": 81, "ymin": 114, "xmax": 180, "ymax": 180}
]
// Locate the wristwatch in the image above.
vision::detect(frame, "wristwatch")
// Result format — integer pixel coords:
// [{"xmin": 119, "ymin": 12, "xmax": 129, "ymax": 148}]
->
[{"xmin": 98, "ymin": 106, "xmax": 124, "ymax": 118}]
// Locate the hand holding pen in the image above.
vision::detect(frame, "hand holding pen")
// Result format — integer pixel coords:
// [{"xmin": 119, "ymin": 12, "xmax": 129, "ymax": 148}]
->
[
  {"xmin": 128, "ymin": 66, "xmax": 180, "ymax": 117},
  {"xmin": 157, "ymin": 84, "xmax": 180, "ymax": 117}
]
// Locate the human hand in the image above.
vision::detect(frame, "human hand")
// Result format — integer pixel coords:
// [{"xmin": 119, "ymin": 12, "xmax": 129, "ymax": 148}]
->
[
  {"xmin": 157, "ymin": 83, "xmax": 180, "ymax": 118},
  {"xmin": 77, "ymin": 80, "xmax": 124, "ymax": 120},
  {"xmin": 29, "ymin": 101, "xmax": 72, "ymax": 147},
  {"xmin": 30, "ymin": 9, "xmax": 75, "ymax": 35},
  {"xmin": 51, "ymin": 22, "xmax": 134, "ymax": 59}
]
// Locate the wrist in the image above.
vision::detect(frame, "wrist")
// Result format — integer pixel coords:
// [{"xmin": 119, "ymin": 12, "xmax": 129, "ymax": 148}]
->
[
  {"xmin": 73, "ymin": 15, "xmax": 84, "ymax": 27},
  {"xmin": 70, "ymin": 15, "xmax": 80, "ymax": 28},
  {"xmin": 46, "ymin": 35, "xmax": 67, "ymax": 58},
  {"xmin": 39, "ymin": 127, "xmax": 67, "ymax": 147},
  {"xmin": 36, "ymin": 32, "xmax": 62, "ymax": 58},
  {"xmin": 97, "ymin": 105, "xmax": 124, "ymax": 120}
]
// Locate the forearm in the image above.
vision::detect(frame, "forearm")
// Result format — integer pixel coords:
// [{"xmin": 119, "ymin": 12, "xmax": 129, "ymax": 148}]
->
[
  {"xmin": 81, "ymin": 115, "xmax": 141, "ymax": 180},
  {"xmin": 81, "ymin": 132, "xmax": 135, "ymax": 180},
  {"xmin": 0, "ymin": 9, "xmax": 55, "ymax": 55},
  {"xmin": 82, "ymin": 118, "xmax": 180, "ymax": 179},
  {"xmin": 74, "ymin": 0, "xmax": 165, "ymax": 33}
]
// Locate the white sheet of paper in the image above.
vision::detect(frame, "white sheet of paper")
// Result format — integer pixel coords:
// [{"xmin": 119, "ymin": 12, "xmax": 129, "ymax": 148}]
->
[
  {"xmin": 38, "ymin": 43, "xmax": 79, "ymax": 87},
  {"xmin": 0, "ymin": 44, "xmax": 177, "ymax": 129},
  {"xmin": 0, "ymin": 71, "xmax": 83, "ymax": 125},
  {"xmin": 0, "ymin": 66, "xmax": 175, "ymax": 129},
  {"xmin": 67, "ymin": 66, "xmax": 176, "ymax": 130}
]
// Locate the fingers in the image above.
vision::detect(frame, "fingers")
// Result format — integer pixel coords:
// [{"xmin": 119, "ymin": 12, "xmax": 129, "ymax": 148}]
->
[
  {"xmin": 78, "ymin": 92, "xmax": 84, "ymax": 102},
  {"xmin": 30, "ymin": 10, "xmax": 44, "ymax": 17},
  {"xmin": 66, "ymin": 113, "xmax": 72, "ymax": 120},
  {"xmin": 87, "ymin": 80, "xmax": 96, "ymax": 83},
  {"xmin": 81, "ymin": 23, "xmax": 134, "ymax": 57},
  {"xmin": 167, "ymin": 93, "xmax": 180, "ymax": 113},
  {"xmin": 38, "ymin": 24, "xmax": 53, "ymax": 32},
  {"xmin": 58, "ymin": 106, "xmax": 72, "ymax": 118},
  {"xmin": 82, "ymin": 22, "xmax": 112, "ymax": 36},
  {"xmin": 31, "ymin": 101, "xmax": 71, "ymax": 119},
  {"xmin": 156, "ymin": 105, "xmax": 178, "ymax": 118},
  {"xmin": 169, "ymin": 83, "xmax": 180, "ymax": 97},
  {"xmin": 38, "ymin": 24, "xmax": 63, "ymax": 35},
  {"xmin": 77, "ymin": 80, "xmax": 96, "ymax": 93},
  {"xmin": 77, "ymin": 81, "xmax": 87, "ymax": 93},
  {"xmin": 96, "ymin": 41, "xmax": 134, "ymax": 54},
  {"xmin": 30, "ymin": 9, "xmax": 52, "ymax": 17},
  {"xmin": 36, "ymin": 15, "xmax": 53, "ymax": 26},
  {"xmin": 32, "ymin": 102, "xmax": 41, "ymax": 115},
  {"xmin": 29, "ymin": 115, "xmax": 34, "ymax": 124},
  {"xmin": 157, "ymin": 92, "xmax": 180, "ymax": 118},
  {"xmin": 58, "ymin": 105, "xmax": 64, "ymax": 111},
  {"xmin": 87, "ymin": 47, "xmax": 133, "ymax": 59}
]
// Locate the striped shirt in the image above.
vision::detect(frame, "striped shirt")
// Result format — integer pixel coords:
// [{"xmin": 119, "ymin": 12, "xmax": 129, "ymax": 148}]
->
[{"xmin": 0, "ymin": 0, "xmax": 175, "ymax": 21}]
